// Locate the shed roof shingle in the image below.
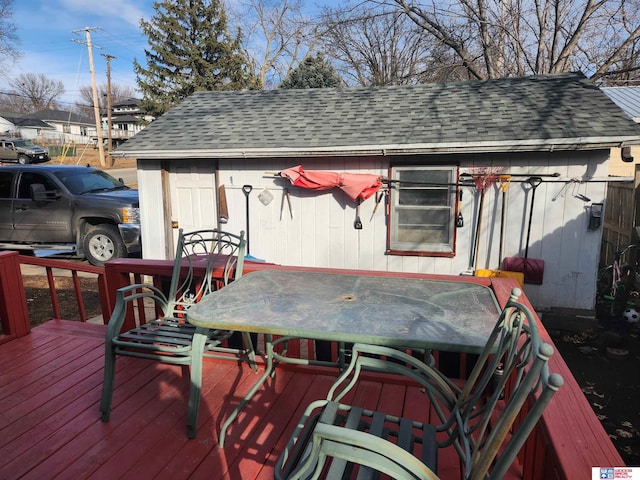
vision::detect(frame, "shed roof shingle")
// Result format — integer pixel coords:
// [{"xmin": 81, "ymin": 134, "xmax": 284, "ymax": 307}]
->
[{"xmin": 117, "ymin": 72, "xmax": 640, "ymax": 159}]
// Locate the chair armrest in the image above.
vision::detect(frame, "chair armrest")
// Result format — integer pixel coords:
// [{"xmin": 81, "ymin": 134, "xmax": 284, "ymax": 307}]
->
[
  {"xmin": 295, "ymin": 422, "xmax": 439, "ymax": 480},
  {"xmin": 105, "ymin": 283, "xmax": 169, "ymax": 337}
]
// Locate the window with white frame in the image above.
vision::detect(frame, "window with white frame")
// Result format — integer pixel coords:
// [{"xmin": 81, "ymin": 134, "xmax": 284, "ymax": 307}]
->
[{"xmin": 388, "ymin": 166, "xmax": 457, "ymax": 254}]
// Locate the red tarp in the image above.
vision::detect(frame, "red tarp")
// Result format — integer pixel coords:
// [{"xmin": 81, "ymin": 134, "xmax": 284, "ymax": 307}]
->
[{"xmin": 279, "ymin": 165, "xmax": 383, "ymax": 202}]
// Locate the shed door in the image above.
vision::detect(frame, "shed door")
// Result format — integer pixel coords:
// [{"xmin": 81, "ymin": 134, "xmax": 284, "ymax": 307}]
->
[{"xmin": 168, "ymin": 160, "xmax": 218, "ymax": 245}]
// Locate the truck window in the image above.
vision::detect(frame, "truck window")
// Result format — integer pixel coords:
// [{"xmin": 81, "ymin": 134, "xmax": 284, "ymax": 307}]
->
[
  {"xmin": 17, "ymin": 172, "xmax": 58, "ymax": 199},
  {"xmin": 55, "ymin": 169, "xmax": 122, "ymax": 194},
  {"xmin": 0, "ymin": 172, "xmax": 13, "ymax": 198}
]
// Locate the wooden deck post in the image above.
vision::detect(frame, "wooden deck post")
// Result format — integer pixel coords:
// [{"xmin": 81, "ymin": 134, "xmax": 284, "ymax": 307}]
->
[{"xmin": 0, "ymin": 251, "xmax": 31, "ymax": 342}]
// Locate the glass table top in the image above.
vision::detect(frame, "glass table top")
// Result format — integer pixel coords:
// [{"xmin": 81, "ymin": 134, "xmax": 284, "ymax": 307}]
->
[{"xmin": 187, "ymin": 269, "xmax": 501, "ymax": 353}]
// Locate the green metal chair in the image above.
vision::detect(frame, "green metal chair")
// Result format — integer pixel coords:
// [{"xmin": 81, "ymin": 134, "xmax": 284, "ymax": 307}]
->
[
  {"xmin": 275, "ymin": 288, "xmax": 563, "ymax": 480},
  {"xmin": 99, "ymin": 228, "xmax": 256, "ymax": 439}
]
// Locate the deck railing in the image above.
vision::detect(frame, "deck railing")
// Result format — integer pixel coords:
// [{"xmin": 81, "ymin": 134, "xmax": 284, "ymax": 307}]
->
[
  {"xmin": 0, "ymin": 251, "xmax": 111, "ymax": 344},
  {"xmin": 19, "ymin": 254, "xmax": 110, "ymax": 321},
  {"xmin": 2, "ymin": 251, "xmax": 625, "ymax": 478}
]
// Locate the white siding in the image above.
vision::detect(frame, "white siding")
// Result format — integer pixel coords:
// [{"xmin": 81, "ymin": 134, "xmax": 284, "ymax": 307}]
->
[{"xmin": 147, "ymin": 151, "xmax": 609, "ymax": 311}]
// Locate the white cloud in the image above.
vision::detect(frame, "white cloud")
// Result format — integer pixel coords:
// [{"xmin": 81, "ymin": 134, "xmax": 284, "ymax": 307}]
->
[{"xmin": 60, "ymin": 0, "xmax": 150, "ymax": 28}]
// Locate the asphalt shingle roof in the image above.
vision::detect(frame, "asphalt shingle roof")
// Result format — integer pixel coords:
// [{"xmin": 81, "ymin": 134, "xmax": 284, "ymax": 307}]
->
[
  {"xmin": 29, "ymin": 109, "xmax": 94, "ymax": 125},
  {"xmin": 117, "ymin": 72, "xmax": 640, "ymax": 159},
  {"xmin": 0, "ymin": 113, "xmax": 52, "ymax": 129}
]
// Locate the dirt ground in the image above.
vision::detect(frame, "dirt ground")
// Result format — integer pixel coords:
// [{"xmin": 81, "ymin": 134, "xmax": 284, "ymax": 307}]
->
[{"xmin": 23, "ymin": 275, "xmax": 102, "ymax": 325}]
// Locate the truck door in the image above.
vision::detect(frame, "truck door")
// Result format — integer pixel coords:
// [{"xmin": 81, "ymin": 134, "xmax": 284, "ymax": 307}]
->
[
  {"xmin": 0, "ymin": 171, "xmax": 15, "ymax": 239},
  {"xmin": 0, "ymin": 141, "xmax": 18, "ymax": 162},
  {"xmin": 11, "ymin": 172, "xmax": 73, "ymax": 243}
]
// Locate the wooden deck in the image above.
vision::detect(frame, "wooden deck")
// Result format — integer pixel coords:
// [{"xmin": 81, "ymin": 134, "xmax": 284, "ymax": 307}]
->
[
  {"xmin": 0, "ymin": 252, "xmax": 627, "ymax": 479},
  {"xmin": 1, "ymin": 319, "xmax": 481, "ymax": 480}
]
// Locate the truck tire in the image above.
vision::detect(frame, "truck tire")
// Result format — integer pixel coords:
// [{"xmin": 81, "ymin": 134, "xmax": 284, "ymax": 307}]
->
[
  {"xmin": 82, "ymin": 224, "xmax": 125, "ymax": 266},
  {"xmin": 18, "ymin": 154, "xmax": 29, "ymax": 164}
]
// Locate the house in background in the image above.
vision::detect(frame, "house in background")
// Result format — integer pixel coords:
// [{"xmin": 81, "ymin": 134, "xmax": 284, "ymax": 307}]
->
[
  {"xmin": 0, "ymin": 112, "xmax": 54, "ymax": 139},
  {"xmin": 1, "ymin": 99, "xmax": 152, "ymax": 150},
  {"xmin": 104, "ymin": 98, "xmax": 154, "ymax": 147},
  {"xmin": 29, "ymin": 109, "xmax": 95, "ymax": 145},
  {"xmin": 0, "ymin": 109, "xmax": 96, "ymax": 145},
  {"xmin": 116, "ymin": 72, "xmax": 640, "ymax": 313},
  {"xmin": 602, "ymin": 86, "xmax": 640, "ymax": 176}
]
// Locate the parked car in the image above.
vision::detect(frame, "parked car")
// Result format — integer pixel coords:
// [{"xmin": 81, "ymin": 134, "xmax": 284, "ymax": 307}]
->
[
  {"xmin": 0, "ymin": 138, "xmax": 50, "ymax": 164},
  {"xmin": 0, "ymin": 164, "xmax": 140, "ymax": 265}
]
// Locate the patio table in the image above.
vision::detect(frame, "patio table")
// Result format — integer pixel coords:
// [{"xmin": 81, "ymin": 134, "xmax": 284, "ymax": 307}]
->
[{"xmin": 187, "ymin": 269, "xmax": 500, "ymax": 447}]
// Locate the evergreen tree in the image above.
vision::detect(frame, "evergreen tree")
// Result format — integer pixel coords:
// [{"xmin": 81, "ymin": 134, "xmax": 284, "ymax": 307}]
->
[
  {"xmin": 134, "ymin": 0, "xmax": 258, "ymax": 117},
  {"xmin": 279, "ymin": 53, "xmax": 342, "ymax": 89}
]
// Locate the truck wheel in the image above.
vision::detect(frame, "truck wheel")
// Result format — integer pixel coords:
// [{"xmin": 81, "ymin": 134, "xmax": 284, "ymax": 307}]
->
[
  {"xmin": 18, "ymin": 154, "xmax": 29, "ymax": 164},
  {"xmin": 82, "ymin": 225, "xmax": 125, "ymax": 266}
]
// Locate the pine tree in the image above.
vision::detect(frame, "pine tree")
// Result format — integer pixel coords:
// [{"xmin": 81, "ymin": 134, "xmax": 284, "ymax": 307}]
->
[
  {"xmin": 134, "ymin": 0, "xmax": 258, "ymax": 117},
  {"xmin": 279, "ymin": 53, "xmax": 342, "ymax": 89}
]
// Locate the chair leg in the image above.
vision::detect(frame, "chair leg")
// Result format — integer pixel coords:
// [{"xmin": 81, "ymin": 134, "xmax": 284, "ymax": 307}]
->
[
  {"xmin": 100, "ymin": 341, "xmax": 116, "ymax": 422},
  {"xmin": 242, "ymin": 331, "xmax": 258, "ymax": 371},
  {"xmin": 188, "ymin": 329, "xmax": 207, "ymax": 439}
]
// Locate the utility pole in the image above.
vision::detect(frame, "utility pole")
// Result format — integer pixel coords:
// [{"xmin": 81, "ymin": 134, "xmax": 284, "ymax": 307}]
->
[
  {"xmin": 102, "ymin": 53, "xmax": 116, "ymax": 167},
  {"xmin": 73, "ymin": 27, "xmax": 106, "ymax": 167}
]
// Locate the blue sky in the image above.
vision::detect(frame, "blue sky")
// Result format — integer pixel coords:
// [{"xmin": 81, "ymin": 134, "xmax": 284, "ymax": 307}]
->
[
  {"xmin": 0, "ymin": 0, "xmax": 156, "ymax": 108},
  {"xmin": 1, "ymin": 0, "xmax": 336, "ymax": 110}
]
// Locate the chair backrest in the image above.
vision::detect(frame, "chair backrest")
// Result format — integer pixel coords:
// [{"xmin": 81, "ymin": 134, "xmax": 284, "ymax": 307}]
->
[
  {"xmin": 166, "ymin": 228, "xmax": 246, "ymax": 314},
  {"xmin": 450, "ymin": 288, "xmax": 563, "ymax": 480}
]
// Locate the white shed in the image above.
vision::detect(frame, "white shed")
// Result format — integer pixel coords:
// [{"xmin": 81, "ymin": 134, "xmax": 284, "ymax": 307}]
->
[{"xmin": 115, "ymin": 72, "xmax": 640, "ymax": 313}]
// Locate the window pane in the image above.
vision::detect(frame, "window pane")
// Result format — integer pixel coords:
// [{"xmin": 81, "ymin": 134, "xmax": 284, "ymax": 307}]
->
[
  {"xmin": 396, "ymin": 208, "xmax": 451, "ymax": 244},
  {"xmin": 17, "ymin": 173, "xmax": 58, "ymax": 199},
  {"xmin": 397, "ymin": 169, "xmax": 451, "ymax": 185},
  {"xmin": 0, "ymin": 172, "xmax": 13, "ymax": 198},
  {"xmin": 398, "ymin": 188, "xmax": 449, "ymax": 206}
]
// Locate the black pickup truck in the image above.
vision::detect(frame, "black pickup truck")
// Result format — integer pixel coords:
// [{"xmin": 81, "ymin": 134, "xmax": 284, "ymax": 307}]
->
[{"xmin": 0, "ymin": 165, "xmax": 141, "ymax": 266}]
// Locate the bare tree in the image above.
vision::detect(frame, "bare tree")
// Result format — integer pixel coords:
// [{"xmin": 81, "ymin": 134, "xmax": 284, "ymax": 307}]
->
[
  {"xmin": 0, "ymin": 0, "xmax": 18, "ymax": 71},
  {"xmin": 0, "ymin": 90, "xmax": 28, "ymax": 112},
  {"xmin": 0, "ymin": 0, "xmax": 24, "ymax": 114},
  {"xmin": 0, "ymin": 73, "xmax": 64, "ymax": 113},
  {"xmin": 75, "ymin": 83, "xmax": 137, "ymax": 119},
  {"xmin": 320, "ymin": 8, "xmax": 440, "ymax": 86},
  {"xmin": 232, "ymin": 0, "xmax": 320, "ymax": 88},
  {"xmin": 386, "ymin": 0, "xmax": 640, "ymax": 83}
]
